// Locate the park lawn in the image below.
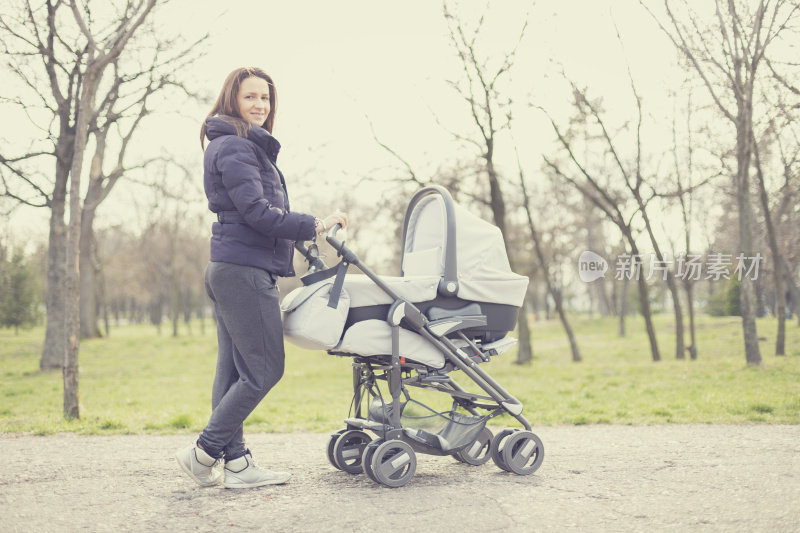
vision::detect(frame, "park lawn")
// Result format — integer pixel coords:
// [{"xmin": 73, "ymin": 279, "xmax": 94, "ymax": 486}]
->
[{"xmin": 0, "ymin": 314, "xmax": 798, "ymax": 435}]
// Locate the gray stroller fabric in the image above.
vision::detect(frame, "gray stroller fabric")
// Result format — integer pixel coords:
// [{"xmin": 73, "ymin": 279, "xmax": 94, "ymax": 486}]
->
[
  {"xmin": 282, "ymin": 192, "xmax": 529, "ymax": 364},
  {"xmin": 401, "ymin": 195, "xmax": 529, "ymax": 306}
]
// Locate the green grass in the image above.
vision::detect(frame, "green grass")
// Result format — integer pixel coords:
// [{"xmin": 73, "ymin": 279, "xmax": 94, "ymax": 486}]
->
[{"xmin": 0, "ymin": 314, "xmax": 798, "ymax": 435}]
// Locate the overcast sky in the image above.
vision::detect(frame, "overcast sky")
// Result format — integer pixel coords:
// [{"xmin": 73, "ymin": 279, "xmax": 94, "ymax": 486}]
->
[{"xmin": 2, "ymin": 0, "xmax": 682, "ymax": 252}]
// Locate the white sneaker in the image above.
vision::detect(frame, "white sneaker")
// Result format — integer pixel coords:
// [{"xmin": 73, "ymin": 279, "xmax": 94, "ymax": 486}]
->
[
  {"xmin": 176, "ymin": 444, "xmax": 222, "ymax": 487},
  {"xmin": 223, "ymin": 451, "xmax": 290, "ymax": 489}
]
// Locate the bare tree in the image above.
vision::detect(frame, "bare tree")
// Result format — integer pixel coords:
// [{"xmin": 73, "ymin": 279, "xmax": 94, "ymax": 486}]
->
[
  {"xmin": 514, "ymin": 146, "xmax": 582, "ymax": 362},
  {"xmin": 620, "ymin": 72, "xmax": 687, "ymax": 361},
  {"xmin": 752, "ymin": 130, "xmax": 785, "ymax": 354},
  {"xmin": 541, "ymin": 104, "xmax": 661, "ymax": 361},
  {"xmin": 78, "ymin": 31, "xmax": 204, "ymax": 339},
  {"xmin": 750, "ymin": 49, "xmax": 800, "ymax": 351},
  {"xmin": 642, "ymin": 0, "xmax": 800, "ymax": 365},
  {"xmin": 671, "ymin": 90, "xmax": 700, "ymax": 359},
  {"xmin": 541, "ymin": 76, "xmax": 694, "ymax": 362},
  {"xmin": 1, "ymin": 1, "xmax": 205, "ymax": 421},
  {"xmin": 772, "ymin": 116, "xmax": 800, "ymax": 325},
  {"xmin": 63, "ymin": 0, "xmax": 160, "ymax": 418},
  {"xmin": 0, "ymin": 0, "xmax": 163, "ymax": 418},
  {"xmin": 1, "ymin": 0, "xmax": 83, "ymax": 371}
]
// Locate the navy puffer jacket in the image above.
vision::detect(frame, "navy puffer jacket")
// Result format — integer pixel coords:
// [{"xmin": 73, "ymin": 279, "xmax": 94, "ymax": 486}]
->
[{"xmin": 203, "ymin": 116, "xmax": 316, "ymax": 276}]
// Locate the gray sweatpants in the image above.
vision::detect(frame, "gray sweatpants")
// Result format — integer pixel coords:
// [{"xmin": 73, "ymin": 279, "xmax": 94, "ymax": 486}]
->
[{"xmin": 198, "ymin": 261, "xmax": 285, "ymax": 459}]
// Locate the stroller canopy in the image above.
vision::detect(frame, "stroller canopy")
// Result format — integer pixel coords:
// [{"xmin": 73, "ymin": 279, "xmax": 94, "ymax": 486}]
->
[{"xmin": 401, "ymin": 187, "xmax": 529, "ymax": 307}]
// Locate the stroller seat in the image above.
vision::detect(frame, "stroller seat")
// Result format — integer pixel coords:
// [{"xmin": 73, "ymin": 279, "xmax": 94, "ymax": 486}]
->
[
  {"xmin": 333, "ymin": 319, "xmax": 520, "ymax": 369},
  {"xmin": 342, "ymin": 274, "xmax": 440, "ymax": 307},
  {"xmin": 334, "ymin": 319, "xmax": 447, "ymax": 368}
]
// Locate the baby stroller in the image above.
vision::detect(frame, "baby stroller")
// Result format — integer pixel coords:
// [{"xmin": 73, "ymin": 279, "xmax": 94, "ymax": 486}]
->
[{"xmin": 282, "ymin": 186, "xmax": 543, "ymax": 488}]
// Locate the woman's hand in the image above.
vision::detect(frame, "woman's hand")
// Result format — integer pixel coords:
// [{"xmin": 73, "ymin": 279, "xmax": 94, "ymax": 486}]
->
[{"xmin": 315, "ymin": 211, "xmax": 348, "ymax": 234}]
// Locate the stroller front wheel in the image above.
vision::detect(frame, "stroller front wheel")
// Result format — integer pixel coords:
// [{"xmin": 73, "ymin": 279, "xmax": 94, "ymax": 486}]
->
[
  {"xmin": 369, "ymin": 439, "xmax": 417, "ymax": 488},
  {"xmin": 500, "ymin": 430, "xmax": 544, "ymax": 476}
]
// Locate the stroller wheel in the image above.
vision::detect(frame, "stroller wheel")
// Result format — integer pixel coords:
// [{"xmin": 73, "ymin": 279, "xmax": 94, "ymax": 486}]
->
[
  {"xmin": 361, "ymin": 439, "xmax": 384, "ymax": 483},
  {"xmin": 326, "ymin": 429, "xmax": 348, "ymax": 470},
  {"xmin": 370, "ymin": 439, "xmax": 417, "ymax": 488},
  {"xmin": 490, "ymin": 429, "xmax": 515, "ymax": 472},
  {"xmin": 333, "ymin": 430, "xmax": 372, "ymax": 474},
  {"xmin": 454, "ymin": 427, "xmax": 493, "ymax": 466},
  {"xmin": 501, "ymin": 430, "xmax": 544, "ymax": 476}
]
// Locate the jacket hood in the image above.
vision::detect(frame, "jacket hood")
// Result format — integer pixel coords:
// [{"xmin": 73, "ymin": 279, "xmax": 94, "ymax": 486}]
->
[{"xmin": 205, "ymin": 115, "xmax": 281, "ymax": 162}]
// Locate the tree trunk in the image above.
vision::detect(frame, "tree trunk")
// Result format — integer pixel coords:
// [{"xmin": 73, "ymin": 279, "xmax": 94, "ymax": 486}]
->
[
  {"xmin": 507, "ymin": 229, "xmax": 532, "ymax": 364},
  {"xmin": 782, "ymin": 258, "xmax": 800, "ymax": 327},
  {"xmin": 619, "ymin": 275, "xmax": 629, "ymax": 337},
  {"xmin": 684, "ymin": 278, "xmax": 698, "ymax": 359},
  {"xmin": 666, "ymin": 275, "xmax": 685, "ymax": 359},
  {"xmin": 515, "ymin": 300, "xmax": 532, "ymax": 364},
  {"xmin": 40, "ymin": 137, "xmax": 72, "ymax": 371},
  {"xmin": 636, "ymin": 272, "xmax": 660, "ymax": 362},
  {"xmin": 636, "ymin": 191, "xmax": 684, "ymax": 359},
  {"xmin": 735, "ymin": 118, "xmax": 762, "ymax": 366},
  {"xmin": 753, "ymin": 136, "xmax": 784, "ymax": 355},
  {"xmin": 628, "ymin": 238, "xmax": 660, "ymax": 362},
  {"xmin": 64, "ymin": 69, "xmax": 101, "ymax": 420},
  {"xmin": 41, "ymin": 195, "xmax": 67, "ymax": 371},
  {"xmin": 554, "ymin": 287, "xmax": 581, "ymax": 362},
  {"xmin": 485, "ymin": 158, "xmax": 506, "ymax": 235},
  {"xmin": 79, "ymin": 207, "xmax": 102, "ymax": 338}
]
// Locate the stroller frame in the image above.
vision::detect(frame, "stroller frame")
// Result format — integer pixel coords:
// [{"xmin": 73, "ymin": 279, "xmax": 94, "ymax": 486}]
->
[{"xmin": 296, "ymin": 186, "xmax": 544, "ymax": 488}]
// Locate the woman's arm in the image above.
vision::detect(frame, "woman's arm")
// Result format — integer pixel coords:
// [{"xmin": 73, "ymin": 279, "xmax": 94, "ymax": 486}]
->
[{"xmin": 216, "ymin": 137, "xmax": 316, "ymax": 241}]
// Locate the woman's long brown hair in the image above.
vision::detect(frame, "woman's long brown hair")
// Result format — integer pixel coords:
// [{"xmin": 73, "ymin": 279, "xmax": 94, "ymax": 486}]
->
[{"xmin": 200, "ymin": 67, "xmax": 277, "ymax": 149}]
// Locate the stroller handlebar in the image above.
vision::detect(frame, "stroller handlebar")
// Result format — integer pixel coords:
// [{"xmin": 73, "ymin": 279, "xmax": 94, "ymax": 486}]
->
[
  {"xmin": 327, "ymin": 223, "xmax": 343, "ymax": 241},
  {"xmin": 293, "ymin": 224, "xmax": 348, "ymax": 276},
  {"xmin": 293, "ymin": 240, "xmax": 327, "ymax": 273},
  {"xmin": 326, "ymin": 223, "xmax": 360, "ymax": 265}
]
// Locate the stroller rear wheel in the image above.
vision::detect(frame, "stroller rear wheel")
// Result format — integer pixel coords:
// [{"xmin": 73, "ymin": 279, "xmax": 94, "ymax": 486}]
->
[
  {"xmin": 332, "ymin": 430, "xmax": 372, "ymax": 474},
  {"xmin": 454, "ymin": 427, "xmax": 493, "ymax": 466},
  {"xmin": 326, "ymin": 429, "xmax": 348, "ymax": 470},
  {"xmin": 369, "ymin": 439, "xmax": 417, "ymax": 488}
]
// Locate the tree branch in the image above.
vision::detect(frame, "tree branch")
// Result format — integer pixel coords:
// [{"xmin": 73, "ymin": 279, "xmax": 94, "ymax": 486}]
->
[
  {"xmin": 367, "ymin": 118, "xmax": 426, "ymax": 187},
  {"xmin": 642, "ymin": 0, "xmax": 737, "ymax": 123}
]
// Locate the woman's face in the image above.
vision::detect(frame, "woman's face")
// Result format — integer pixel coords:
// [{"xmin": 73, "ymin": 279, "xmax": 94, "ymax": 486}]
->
[{"xmin": 236, "ymin": 76, "xmax": 271, "ymax": 127}]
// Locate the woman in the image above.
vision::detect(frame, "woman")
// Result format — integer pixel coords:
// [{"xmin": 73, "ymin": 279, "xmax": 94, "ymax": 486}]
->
[{"xmin": 176, "ymin": 67, "xmax": 347, "ymax": 489}]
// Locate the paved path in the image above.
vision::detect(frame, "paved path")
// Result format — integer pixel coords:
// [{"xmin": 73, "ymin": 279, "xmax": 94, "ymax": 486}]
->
[{"xmin": 1, "ymin": 425, "xmax": 799, "ymax": 532}]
